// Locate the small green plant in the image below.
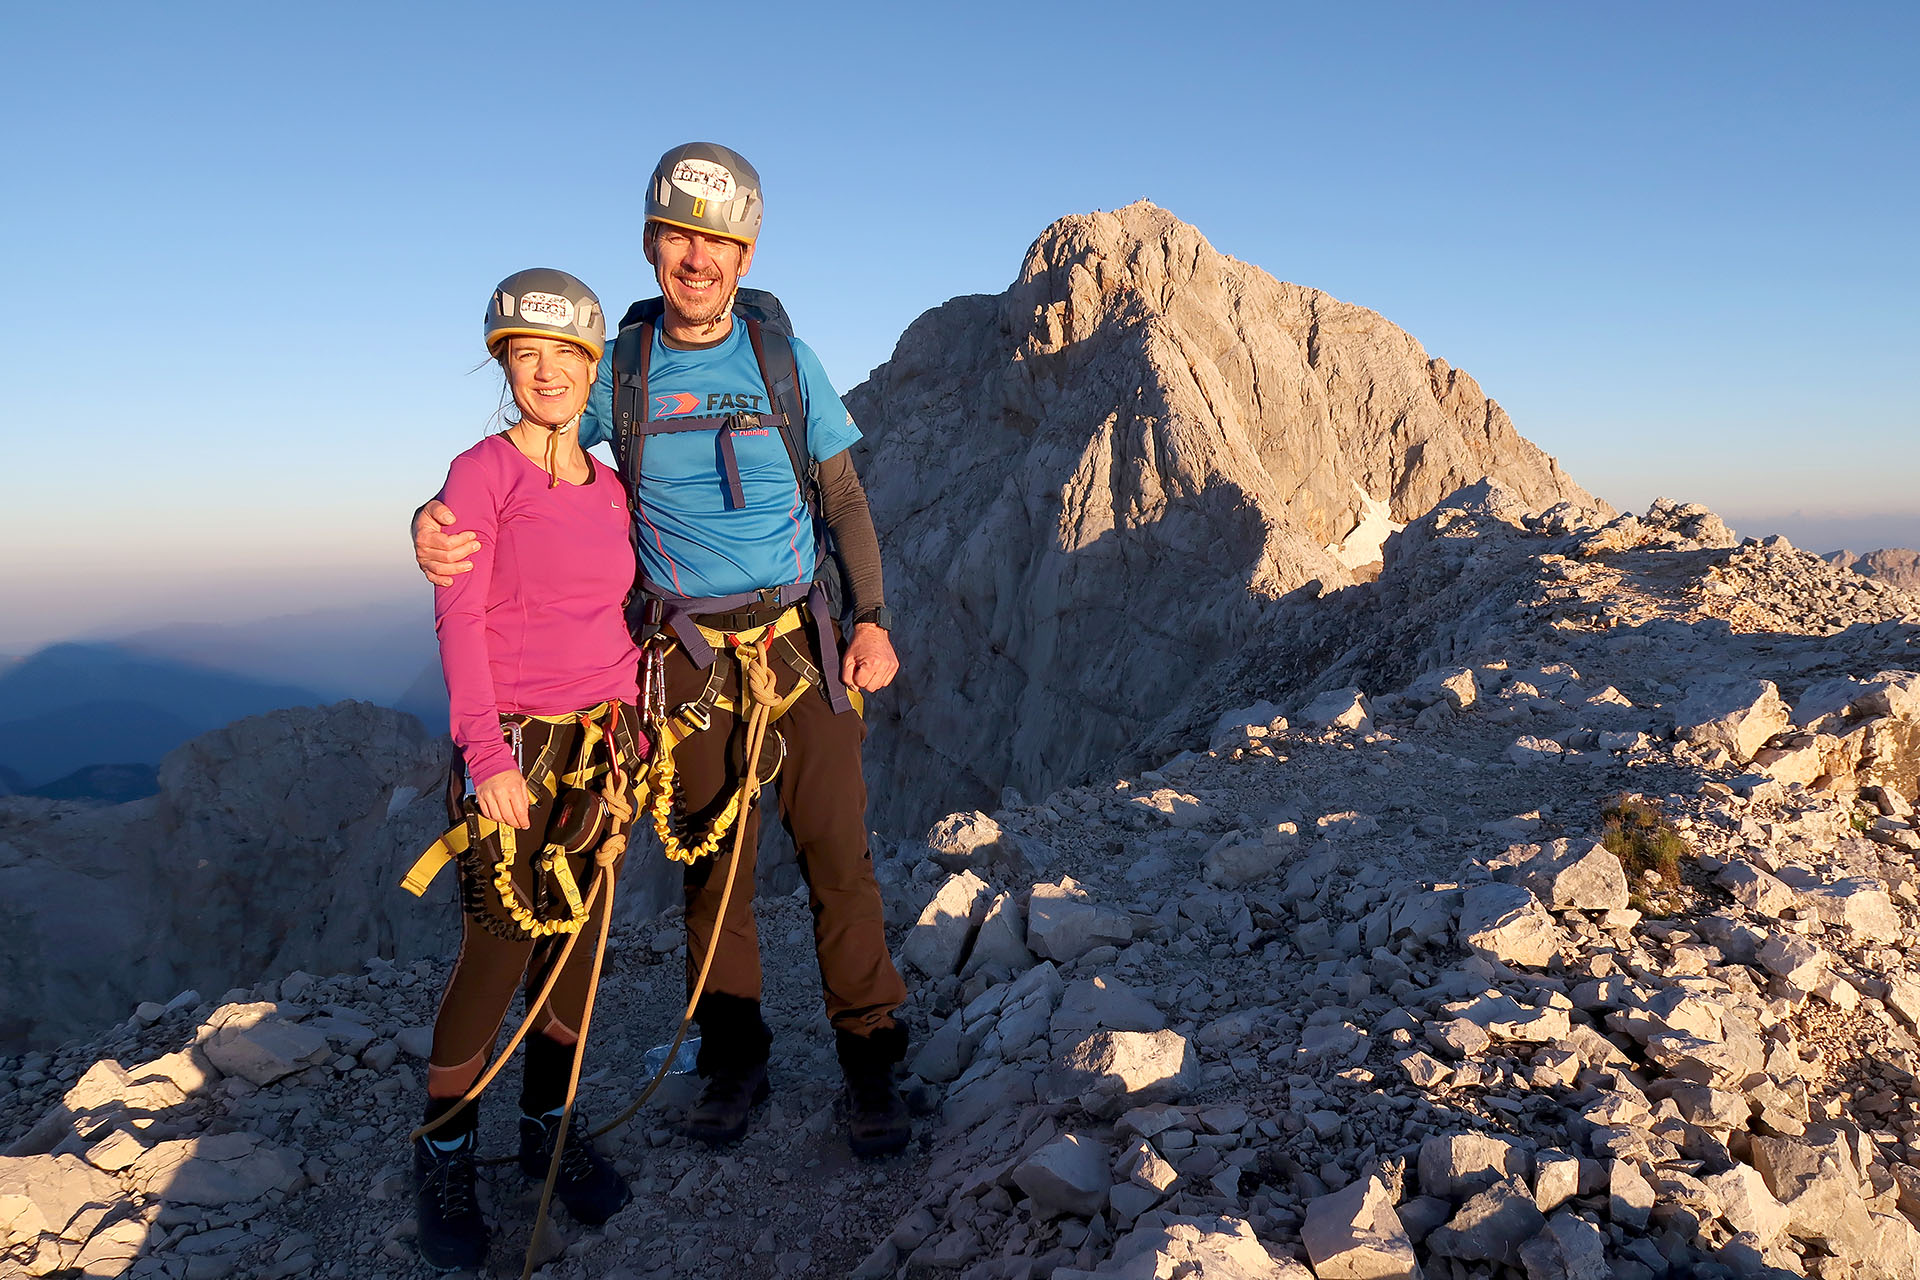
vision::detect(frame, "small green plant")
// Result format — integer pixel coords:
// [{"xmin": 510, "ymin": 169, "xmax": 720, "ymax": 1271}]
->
[
  {"xmin": 1850, "ymin": 808, "xmax": 1873, "ymax": 834},
  {"xmin": 1601, "ymin": 793, "xmax": 1689, "ymax": 889}
]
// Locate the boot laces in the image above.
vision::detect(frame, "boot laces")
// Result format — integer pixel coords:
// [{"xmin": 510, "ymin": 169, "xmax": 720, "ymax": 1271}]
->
[
  {"xmin": 558, "ymin": 1137, "xmax": 604, "ymax": 1187},
  {"xmin": 423, "ymin": 1144, "xmax": 480, "ymax": 1218},
  {"xmin": 534, "ymin": 1112, "xmax": 607, "ymax": 1189}
]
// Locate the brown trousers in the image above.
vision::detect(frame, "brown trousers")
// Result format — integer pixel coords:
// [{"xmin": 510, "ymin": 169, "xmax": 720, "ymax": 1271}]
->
[
  {"xmin": 429, "ymin": 705, "xmax": 641, "ymax": 1069},
  {"xmin": 663, "ymin": 630, "xmax": 906, "ymax": 1036}
]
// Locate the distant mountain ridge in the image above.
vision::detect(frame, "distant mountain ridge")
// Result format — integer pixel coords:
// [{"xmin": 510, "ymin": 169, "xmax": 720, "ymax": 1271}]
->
[
  {"xmin": 25, "ymin": 763, "xmax": 158, "ymax": 804},
  {"xmin": 1825, "ymin": 546, "xmax": 1920, "ymax": 594},
  {"xmin": 114, "ymin": 594, "xmax": 435, "ymax": 706},
  {"xmin": 0, "ymin": 645, "xmax": 324, "ymax": 786},
  {"xmin": 1, "ymin": 595, "xmax": 449, "ymax": 787}
]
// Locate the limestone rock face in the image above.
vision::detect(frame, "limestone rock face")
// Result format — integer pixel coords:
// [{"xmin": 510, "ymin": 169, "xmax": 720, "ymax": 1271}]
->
[
  {"xmin": 846, "ymin": 201, "xmax": 1602, "ymax": 832},
  {"xmin": 0, "ymin": 701, "xmax": 456, "ymax": 1051}
]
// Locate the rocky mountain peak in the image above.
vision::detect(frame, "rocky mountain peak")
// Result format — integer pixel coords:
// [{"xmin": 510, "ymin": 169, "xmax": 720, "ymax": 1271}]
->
[{"xmin": 849, "ymin": 202, "xmax": 1606, "ymax": 833}]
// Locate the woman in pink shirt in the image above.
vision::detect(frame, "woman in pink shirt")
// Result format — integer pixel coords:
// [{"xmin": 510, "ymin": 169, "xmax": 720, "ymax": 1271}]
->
[{"xmin": 412, "ymin": 269, "xmax": 643, "ymax": 1269}]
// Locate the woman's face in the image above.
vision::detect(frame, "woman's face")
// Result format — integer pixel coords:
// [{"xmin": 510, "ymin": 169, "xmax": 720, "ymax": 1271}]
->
[{"xmin": 504, "ymin": 335, "xmax": 596, "ymax": 427}]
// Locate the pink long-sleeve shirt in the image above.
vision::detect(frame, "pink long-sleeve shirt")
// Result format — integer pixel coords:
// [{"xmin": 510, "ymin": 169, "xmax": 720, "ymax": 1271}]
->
[{"xmin": 433, "ymin": 434, "xmax": 640, "ymax": 785}]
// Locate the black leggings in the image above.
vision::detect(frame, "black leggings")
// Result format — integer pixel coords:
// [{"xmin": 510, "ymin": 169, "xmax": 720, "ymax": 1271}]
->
[{"xmin": 428, "ymin": 704, "xmax": 641, "ymax": 1070}]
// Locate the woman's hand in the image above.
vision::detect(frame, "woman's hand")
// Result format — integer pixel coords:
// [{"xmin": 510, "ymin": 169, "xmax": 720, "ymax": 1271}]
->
[{"xmin": 476, "ymin": 769, "xmax": 532, "ymax": 829}]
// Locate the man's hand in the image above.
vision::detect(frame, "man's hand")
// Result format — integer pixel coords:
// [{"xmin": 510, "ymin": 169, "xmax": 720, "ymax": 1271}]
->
[
  {"xmin": 475, "ymin": 768, "xmax": 532, "ymax": 829},
  {"xmin": 414, "ymin": 500, "xmax": 479, "ymax": 587},
  {"xmin": 841, "ymin": 622, "xmax": 899, "ymax": 693}
]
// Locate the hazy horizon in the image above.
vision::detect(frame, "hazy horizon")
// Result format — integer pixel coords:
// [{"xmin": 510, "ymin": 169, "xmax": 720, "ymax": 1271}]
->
[{"xmin": 5, "ymin": 497, "xmax": 1913, "ymax": 659}]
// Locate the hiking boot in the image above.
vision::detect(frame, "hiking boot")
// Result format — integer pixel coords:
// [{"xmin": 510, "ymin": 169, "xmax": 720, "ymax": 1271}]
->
[
  {"xmin": 413, "ymin": 1132, "xmax": 490, "ymax": 1272},
  {"xmin": 517, "ymin": 1111, "xmax": 632, "ymax": 1226},
  {"xmin": 682, "ymin": 1062, "xmax": 770, "ymax": 1145},
  {"xmin": 837, "ymin": 1024, "xmax": 911, "ymax": 1159},
  {"xmin": 845, "ymin": 1068, "xmax": 911, "ymax": 1157},
  {"xmin": 683, "ymin": 993, "xmax": 774, "ymax": 1146}
]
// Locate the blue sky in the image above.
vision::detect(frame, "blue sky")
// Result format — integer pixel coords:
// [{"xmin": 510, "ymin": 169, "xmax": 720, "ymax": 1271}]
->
[{"xmin": 3, "ymin": 1, "xmax": 1915, "ymax": 649}]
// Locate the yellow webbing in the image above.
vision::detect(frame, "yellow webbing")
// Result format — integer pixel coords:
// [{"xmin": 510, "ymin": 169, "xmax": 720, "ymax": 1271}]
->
[
  {"xmin": 638, "ymin": 605, "xmax": 863, "ymax": 850},
  {"xmin": 644, "ymin": 609, "xmax": 807, "ymax": 865},
  {"xmin": 399, "ymin": 702, "xmax": 627, "ymax": 941},
  {"xmin": 691, "ymin": 603, "xmax": 806, "ymax": 651},
  {"xmin": 407, "ymin": 702, "xmax": 639, "ymax": 1280},
  {"xmin": 587, "ymin": 622, "xmax": 785, "ymax": 1144}
]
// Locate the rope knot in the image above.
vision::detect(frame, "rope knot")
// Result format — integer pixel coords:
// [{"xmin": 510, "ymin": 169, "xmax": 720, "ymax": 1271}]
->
[{"xmin": 732, "ymin": 631, "xmax": 781, "ymax": 709}]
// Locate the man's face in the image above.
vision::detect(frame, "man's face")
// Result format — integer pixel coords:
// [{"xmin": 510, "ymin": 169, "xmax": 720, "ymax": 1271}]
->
[{"xmin": 647, "ymin": 224, "xmax": 754, "ymax": 331}]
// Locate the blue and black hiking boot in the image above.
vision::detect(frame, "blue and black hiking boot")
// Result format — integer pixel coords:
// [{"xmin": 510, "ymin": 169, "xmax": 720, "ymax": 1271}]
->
[
  {"xmin": 413, "ymin": 1131, "xmax": 490, "ymax": 1272},
  {"xmin": 518, "ymin": 1111, "xmax": 631, "ymax": 1226}
]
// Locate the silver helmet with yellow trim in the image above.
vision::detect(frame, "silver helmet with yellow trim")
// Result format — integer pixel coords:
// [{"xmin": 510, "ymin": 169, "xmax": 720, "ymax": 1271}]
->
[
  {"xmin": 485, "ymin": 267, "xmax": 605, "ymax": 360},
  {"xmin": 645, "ymin": 142, "xmax": 763, "ymax": 245}
]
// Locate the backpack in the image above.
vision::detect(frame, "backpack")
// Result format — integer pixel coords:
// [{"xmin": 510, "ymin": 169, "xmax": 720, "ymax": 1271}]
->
[{"xmin": 607, "ymin": 287, "xmax": 846, "ymax": 621}]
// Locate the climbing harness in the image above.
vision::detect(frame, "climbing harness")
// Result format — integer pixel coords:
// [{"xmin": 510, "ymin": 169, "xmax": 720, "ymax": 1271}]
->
[
  {"xmin": 639, "ymin": 604, "xmax": 836, "ymax": 866},
  {"xmin": 400, "ymin": 702, "xmax": 643, "ymax": 939},
  {"xmin": 587, "ymin": 620, "xmax": 792, "ymax": 1142},
  {"xmin": 403, "ymin": 702, "xmax": 639, "ymax": 1280}
]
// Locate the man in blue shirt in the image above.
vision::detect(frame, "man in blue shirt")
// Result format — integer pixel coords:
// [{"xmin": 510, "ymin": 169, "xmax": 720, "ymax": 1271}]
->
[{"xmin": 414, "ymin": 144, "xmax": 911, "ymax": 1169}]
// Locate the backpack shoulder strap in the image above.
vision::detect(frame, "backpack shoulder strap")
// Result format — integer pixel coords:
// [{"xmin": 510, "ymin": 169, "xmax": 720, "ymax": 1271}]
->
[
  {"xmin": 609, "ymin": 318, "xmax": 655, "ymax": 483},
  {"xmin": 744, "ymin": 315, "xmax": 815, "ymax": 512}
]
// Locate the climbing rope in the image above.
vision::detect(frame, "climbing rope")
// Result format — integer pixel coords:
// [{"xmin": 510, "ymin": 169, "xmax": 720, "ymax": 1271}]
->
[
  {"xmin": 404, "ymin": 705, "xmax": 636, "ymax": 1279},
  {"xmin": 404, "ymin": 626, "xmax": 789, "ymax": 1274},
  {"xmin": 517, "ymin": 754, "xmax": 630, "ymax": 1280},
  {"xmin": 400, "ymin": 704, "xmax": 629, "ymax": 940},
  {"xmin": 640, "ymin": 607, "xmax": 804, "ymax": 865},
  {"xmin": 589, "ymin": 625, "xmax": 784, "ymax": 1143}
]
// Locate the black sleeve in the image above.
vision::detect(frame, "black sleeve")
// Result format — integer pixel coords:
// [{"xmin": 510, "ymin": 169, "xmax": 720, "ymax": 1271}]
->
[{"xmin": 815, "ymin": 449, "xmax": 885, "ymax": 621}]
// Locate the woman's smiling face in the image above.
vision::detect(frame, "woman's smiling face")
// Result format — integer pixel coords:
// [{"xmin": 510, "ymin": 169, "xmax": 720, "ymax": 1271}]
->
[{"xmin": 503, "ymin": 335, "xmax": 596, "ymax": 427}]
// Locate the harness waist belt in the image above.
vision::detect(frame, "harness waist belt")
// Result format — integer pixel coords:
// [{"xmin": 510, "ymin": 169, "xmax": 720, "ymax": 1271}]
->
[
  {"xmin": 637, "ymin": 576, "xmax": 852, "ymax": 715},
  {"xmin": 694, "ymin": 594, "xmax": 792, "ymax": 633}
]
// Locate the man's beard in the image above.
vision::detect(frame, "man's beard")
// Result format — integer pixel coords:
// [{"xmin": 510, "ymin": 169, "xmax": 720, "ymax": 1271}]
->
[{"xmin": 671, "ymin": 276, "xmax": 733, "ymax": 329}]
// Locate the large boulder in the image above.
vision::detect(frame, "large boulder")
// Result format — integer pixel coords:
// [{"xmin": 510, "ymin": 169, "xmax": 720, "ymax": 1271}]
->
[
  {"xmin": 1458, "ymin": 882, "xmax": 1561, "ymax": 967},
  {"xmin": 1056, "ymin": 1214, "xmax": 1310, "ymax": 1279},
  {"xmin": 902, "ymin": 870, "xmax": 992, "ymax": 978},
  {"xmin": 1488, "ymin": 839, "xmax": 1627, "ymax": 912},
  {"xmin": 1051, "ymin": 1029, "xmax": 1199, "ymax": 1116},
  {"xmin": 1010, "ymin": 1133, "xmax": 1112, "ymax": 1218},
  {"xmin": 128, "ymin": 1132, "xmax": 306, "ymax": 1206},
  {"xmin": 1027, "ymin": 877, "xmax": 1133, "ymax": 962},
  {"xmin": 0, "ymin": 1153, "xmax": 122, "ymax": 1249},
  {"xmin": 1301, "ymin": 1175, "xmax": 1422, "ymax": 1279},
  {"xmin": 1671, "ymin": 677, "xmax": 1789, "ymax": 764}
]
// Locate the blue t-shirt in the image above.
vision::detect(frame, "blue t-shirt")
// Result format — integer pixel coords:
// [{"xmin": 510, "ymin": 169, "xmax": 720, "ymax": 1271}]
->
[{"xmin": 579, "ymin": 323, "xmax": 860, "ymax": 599}]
